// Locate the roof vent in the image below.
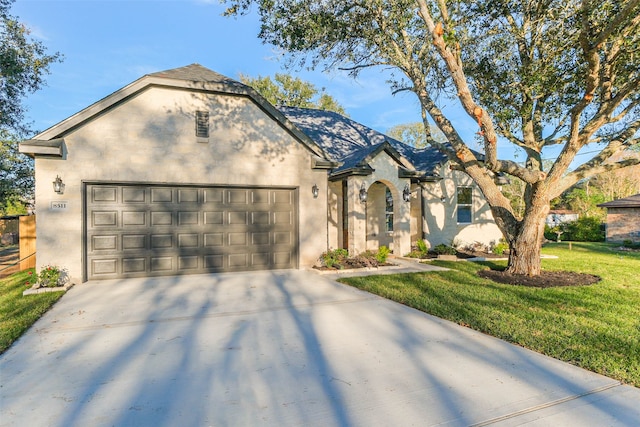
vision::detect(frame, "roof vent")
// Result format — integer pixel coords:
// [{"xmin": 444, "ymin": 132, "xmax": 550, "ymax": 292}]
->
[{"xmin": 195, "ymin": 110, "xmax": 209, "ymax": 139}]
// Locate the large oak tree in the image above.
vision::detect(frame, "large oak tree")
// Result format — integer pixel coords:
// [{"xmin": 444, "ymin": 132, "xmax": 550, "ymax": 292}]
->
[{"xmin": 224, "ymin": 0, "xmax": 640, "ymax": 276}]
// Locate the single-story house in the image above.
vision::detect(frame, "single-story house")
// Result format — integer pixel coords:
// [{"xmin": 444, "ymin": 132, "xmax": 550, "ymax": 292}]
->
[
  {"xmin": 20, "ymin": 64, "xmax": 502, "ymax": 282},
  {"xmin": 597, "ymin": 194, "xmax": 640, "ymax": 243},
  {"xmin": 545, "ymin": 209, "xmax": 579, "ymax": 228}
]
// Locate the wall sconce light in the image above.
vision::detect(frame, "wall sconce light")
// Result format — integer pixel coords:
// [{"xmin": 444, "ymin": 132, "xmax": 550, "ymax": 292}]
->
[
  {"xmin": 53, "ymin": 175, "xmax": 64, "ymax": 194},
  {"xmin": 403, "ymin": 184, "xmax": 411, "ymax": 202},
  {"xmin": 312, "ymin": 184, "xmax": 319, "ymax": 199},
  {"xmin": 359, "ymin": 182, "xmax": 368, "ymax": 203}
]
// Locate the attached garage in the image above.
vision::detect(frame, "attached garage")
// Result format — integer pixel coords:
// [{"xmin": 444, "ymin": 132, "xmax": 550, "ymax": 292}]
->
[{"xmin": 85, "ymin": 183, "xmax": 298, "ymax": 280}]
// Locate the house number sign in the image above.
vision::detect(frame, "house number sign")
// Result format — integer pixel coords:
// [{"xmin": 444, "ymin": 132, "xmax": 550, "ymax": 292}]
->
[{"xmin": 50, "ymin": 201, "xmax": 69, "ymax": 211}]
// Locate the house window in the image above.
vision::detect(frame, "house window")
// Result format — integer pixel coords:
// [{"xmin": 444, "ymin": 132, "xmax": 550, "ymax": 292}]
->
[
  {"xmin": 195, "ymin": 111, "xmax": 209, "ymax": 138},
  {"xmin": 457, "ymin": 186, "xmax": 472, "ymax": 223},
  {"xmin": 385, "ymin": 187, "xmax": 394, "ymax": 232}
]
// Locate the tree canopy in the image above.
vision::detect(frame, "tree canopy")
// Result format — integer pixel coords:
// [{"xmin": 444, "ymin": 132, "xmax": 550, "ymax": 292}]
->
[
  {"xmin": 387, "ymin": 122, "xmax": 446, "ymax": 148},
  {"xmin": 239, "ymin": 73, "xmax": 347, "ymax": 115},
  {"xmin": 1, "ymin": 0, "xmax": 61, "ymax": 214},
  {"xmin": 224, "ymin": 0, "xmax": 640, "ymax": 276}
]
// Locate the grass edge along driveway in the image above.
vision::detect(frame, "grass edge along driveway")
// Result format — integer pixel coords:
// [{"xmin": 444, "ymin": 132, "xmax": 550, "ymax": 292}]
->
[
  {"xmin": 0, "ymin": 269, "xmax": 64, "ymax": 354},
  {"xmin": 339, "ymin": 242, "xmax": 640, "ymax": 388}
]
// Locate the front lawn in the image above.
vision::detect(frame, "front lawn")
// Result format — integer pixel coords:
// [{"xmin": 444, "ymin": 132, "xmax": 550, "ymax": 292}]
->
[
  {"xmin": 0, "ymin": 269, "xmax": 65, "ymax": 354},
  {"xmin": 339, "ymin": 242, "xmax": 640, "ymax": 387}
]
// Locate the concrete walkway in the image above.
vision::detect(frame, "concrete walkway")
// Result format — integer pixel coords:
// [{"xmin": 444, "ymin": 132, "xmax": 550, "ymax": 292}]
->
[{"xmin": 1, "ymin": 269, "xmax": 639, "ymax": 426}]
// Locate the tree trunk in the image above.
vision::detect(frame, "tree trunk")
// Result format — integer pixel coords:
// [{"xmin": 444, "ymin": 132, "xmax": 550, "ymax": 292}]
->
[{"xmin": 506, "ymin": 202, "xmax": 549, "ymax": 276}]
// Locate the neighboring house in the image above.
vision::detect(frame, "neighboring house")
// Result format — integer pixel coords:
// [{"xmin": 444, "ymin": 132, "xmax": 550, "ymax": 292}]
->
[
  {"xmin": 20, "ymin": 64, "xmax": 503, "ymax": 283},
  {"xmin": 597, "ymin": 194, "xmax": 640, "ymax": 243},
  {"xmin": 545, "ymin": 210, "xmax": 579, "ymax": 228}
]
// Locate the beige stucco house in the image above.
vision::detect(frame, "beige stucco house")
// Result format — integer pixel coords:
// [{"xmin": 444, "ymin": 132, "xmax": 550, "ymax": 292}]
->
[{"xmin": 20, "ymin": 64, "xmax": 503, "ymax": 282}]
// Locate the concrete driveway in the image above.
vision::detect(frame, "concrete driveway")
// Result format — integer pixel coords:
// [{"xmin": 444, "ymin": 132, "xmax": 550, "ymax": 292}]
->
[{"xmin": 1, "ymin": 269, "xmax": 639, "ymax": 426}]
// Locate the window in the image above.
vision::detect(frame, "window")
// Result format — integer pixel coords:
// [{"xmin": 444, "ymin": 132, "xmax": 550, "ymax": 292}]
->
[
  {"xmin": 195, "ymin": 111, "xmax": 209, "ymax": 138},
  {"xmin": 457, "ymin": 187, "xmax": 472, "ymax": 223},
  {"xmin": 385, "ymin": 187, "xmax": 394, "ymax": 232}
]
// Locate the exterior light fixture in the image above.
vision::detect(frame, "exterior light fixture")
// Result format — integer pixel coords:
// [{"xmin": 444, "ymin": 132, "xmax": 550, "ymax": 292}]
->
[
  {"xmin": 312, "ymin": 184, "xmax": 319, "ymax": 199},
  {"xmin": 403, "ymin": 184, "xmax": 411, "ymax": 202},
  {"xmin": 359, "ymin": 182, "xmax": 368, "ymax": 203},
  {"xmin": 53, "ymin": 175, "xmax": 64, "ymax": 194}
]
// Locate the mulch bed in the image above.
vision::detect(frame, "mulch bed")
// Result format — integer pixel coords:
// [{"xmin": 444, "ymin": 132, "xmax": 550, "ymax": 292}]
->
[{"xmin": 478, "ymin": 269, "xmax": 601, "ymax": 288}]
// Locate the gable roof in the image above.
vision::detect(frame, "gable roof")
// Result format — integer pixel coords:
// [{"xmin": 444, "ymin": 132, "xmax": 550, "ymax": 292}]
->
[
  {"xmin": 23, "ymin": 64, "xmax": 330, "ymax": 161},
  {"xmin": 279, "ymin": 106, "xmax": 448, "ymax": 180},
  {"xmin": 597, "ymin": 194, "xmax": 640, "ymax": 208}
]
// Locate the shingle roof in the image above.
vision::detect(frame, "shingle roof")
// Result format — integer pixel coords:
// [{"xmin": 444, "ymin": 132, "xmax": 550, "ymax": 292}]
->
[
  {"xmin": 279, "ymin": 106, "xmax": 448, "ymax": 177},
  {"xmin": 597, "ymin": 194, "xmax": 640, "ymax": 208},
  {"xmin": 147, "ymin": 63, "xmax": 248, "ymax": 90}
]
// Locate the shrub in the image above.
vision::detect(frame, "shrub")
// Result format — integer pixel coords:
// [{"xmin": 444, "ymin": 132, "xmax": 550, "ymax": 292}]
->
[
  {"xmin": 320, "ymin": 248, "xmax": 349, "ymax": 269},
  {"xmin": 563, "ymin": 216, "xmax": 605, "ymax": 242},
  {"xmin": 376, "ymin": 246, "xmax": 391, "ymax": 263},
  {"xmin": 416, "ymin": 239, "xmax": 429, "ymax": 255},
  {"xmin": 492, "ymin": 239, "xmax": 510, "ymax": 255},
  {"xmin": 34, "ymin": 265, "xmax": 68, "ymax": 288},
  {"xmin": 433, "ymin": 243, "xmax": 457, "ymax": 255}
]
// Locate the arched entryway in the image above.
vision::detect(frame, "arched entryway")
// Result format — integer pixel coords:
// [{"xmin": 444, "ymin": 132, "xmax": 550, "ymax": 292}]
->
[{"xmin": 366, "ymin": 181, "xmax": 395, "ymax": 251}]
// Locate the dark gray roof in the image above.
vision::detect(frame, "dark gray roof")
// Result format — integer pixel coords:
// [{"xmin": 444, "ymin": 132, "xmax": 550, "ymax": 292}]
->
[
  {"xmin": 148, "ymin": 63, "xmax": 249, "ymax": 91},
  {"xmin": 279, "ymin": 106, "xmax": 448, "ymax": 177},
  {"xmin": 597, "ymin": 194, "xmax": 640, "ymax": 208}
]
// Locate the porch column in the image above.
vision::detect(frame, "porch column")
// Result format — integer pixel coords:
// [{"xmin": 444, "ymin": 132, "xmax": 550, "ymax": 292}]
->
[{"xmin": 347, "ymin": 177, "xmax": 368, "ymax": 255}]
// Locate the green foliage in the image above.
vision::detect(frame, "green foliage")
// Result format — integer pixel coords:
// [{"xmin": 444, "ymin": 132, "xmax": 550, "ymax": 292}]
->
[
  {"xmin": 0, "ymin": 269, "xmax": 64, "ymax": 354},
  {"xmin": 491, "ymin": 239, "xmax": 509, "ymax": 255},
  {"xmin": 320, "ymin": 248, "xmax": 349, "ymax": 269},
  {"xmin": 239, "ymin": 73, "xmax": 347, "ymax": 115},
  {"xmin": 416, "ymin": 239, "xmax": 429, "ymax": 255},
  {"xmin": 433, "ymin": 243, "xmax": 457, "ymax": 255},
  {"xmin": 386, "ymin": 122, "xmax": 445, "ymax": 148},
  {"xmin": 376, "ymin": 245, "xmax": 390, "ymax": 264},
  {"xmin": 562, "ymin": 217, "xmax": 605, "ymax": 242},
  {"xmin": 340, "ymin": 242, "xmax": 640, "ymax": 387},
  {"xmin": 34, "ymin": 264, "xmax": 68, "ymax": 288},
  {"xmin": 223, "ymin": 0, "xmax": 640, "ymax": 276},
  {"xmin": 1, "ymin": 1, "xmax": 62, "ymax": 133},
  {"xmin": 1, "ymin": 132, "xmax": 33, "ymax": 215}
]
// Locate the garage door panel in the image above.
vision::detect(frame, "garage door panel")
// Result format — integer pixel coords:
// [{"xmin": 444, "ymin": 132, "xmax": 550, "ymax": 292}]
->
[
  {"xmin": 123, "ymin": 258, "xmax": 146, "ymax": 273},
  {"xmin": 204, "ymin": 233, "xmax": 224, "ymax": 247},
  {"xmin": 178, "ymin": 189, "xmax": 199, "ymax": 203},
  {"xmin": 151, "ymin": 257, "xmax": 173, "ymax": 271},
  {"xmin": 93, "ymin": 211, "xmax": 118, "ymax": 227},
  {"xmin": 178, "ymin": 234, "xmax": 199, "ymax": 248},
  {"xmin": 178, "ymin": 211, "xmax": 199, "ymax": 225},
  {"xmin": 123, "ymin": 234, "xmax": 146, "ymax": 250},
  {"xmin": 86, "ymin": 184, "xmax": 298, "ymax": 280},
  {"xmin": 123, "ymin": 211, "xmax": 146, "ymax": 226},
  {"xmin": 92, "ymin": 187, "xmax": 117, "ymax": 203},
  {"xmin": 151, "ymin": 211, "xmax": 173, "ymax": 226},
  {"xmin": 91, "ymin": 235, "xmax": 117, "ymax": 251},
  {"xmin": 151, "ymin": 188, "xmax": 173, "ymax": 203},
  {"xmin": 123, "ymin": 187, "xmax": 146, "ymax": 203}
]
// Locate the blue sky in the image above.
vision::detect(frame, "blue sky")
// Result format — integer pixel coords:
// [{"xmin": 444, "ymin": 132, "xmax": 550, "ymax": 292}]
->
[{"xmin": 13, "ymin": 0, "xmax": 487, "ymax": 146}]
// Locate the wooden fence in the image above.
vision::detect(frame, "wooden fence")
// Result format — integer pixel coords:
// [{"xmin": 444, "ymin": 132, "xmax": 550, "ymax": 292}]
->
[{"xmin": 19, "ymin": 215, "xmax": 36, "ymax": 270}]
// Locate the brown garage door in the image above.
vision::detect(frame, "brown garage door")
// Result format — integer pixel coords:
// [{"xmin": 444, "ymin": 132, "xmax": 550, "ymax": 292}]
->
[{"xmin": 85, "ymin": 183, "xmax": 298, "ymax": 280}]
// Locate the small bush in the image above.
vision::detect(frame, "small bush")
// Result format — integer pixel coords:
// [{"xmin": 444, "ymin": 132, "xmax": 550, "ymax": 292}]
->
[
  {"xmin": 32, "ymin": 265, "xmax": 69, "ymax": 288},
  {"xmin": 416, "ymin": 239, "xmax": 429, "ymax": 255},
  {"xmin": 433, "ymin": 243, "xmax": 457, "ymax": 255},
  {"xmin": 563, "ymin": 217, "xmax": 605, "ymax": 242},
  {"xmin": 376, "ymin": 246, "xmax": 391, "ymax": 263},
  {"xmin": 320, "ymin": 248, "xmax": 349, "ymax": 269},
  {"xmin": 492, "ymin": 239, "xmax": 510, "ymax": 255}
]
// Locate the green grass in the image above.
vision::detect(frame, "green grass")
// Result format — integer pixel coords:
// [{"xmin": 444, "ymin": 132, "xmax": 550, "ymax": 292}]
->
[
  {"xmin": 0, "ymin": 269, "xmax": 65, "ymax": 354},
  {"xmin": 340, "ymin": 242, "xmax": 640, "ymax": 387}
]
